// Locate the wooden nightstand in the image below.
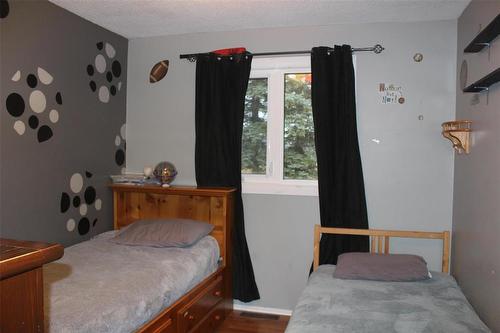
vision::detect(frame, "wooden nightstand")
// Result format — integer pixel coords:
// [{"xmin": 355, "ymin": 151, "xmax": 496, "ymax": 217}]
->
[{"xmin": 0, "ymin": 239, "xmax": 63, "ymax": 333}]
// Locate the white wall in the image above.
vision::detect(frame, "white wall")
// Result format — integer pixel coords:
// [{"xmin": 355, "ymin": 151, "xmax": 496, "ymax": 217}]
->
[
  {"xmin": 126, "ymin": 21, "xmax": 457, "ymax": 311},
  {"xmin": 452, "ymin": 1, "xmax": 500, "ymax": 330}
]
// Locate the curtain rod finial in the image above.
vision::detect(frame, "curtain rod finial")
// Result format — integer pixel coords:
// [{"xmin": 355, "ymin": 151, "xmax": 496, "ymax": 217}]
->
[{"xmin": 373, "ymin": 44, "xmax": 384, "ymax": 54}]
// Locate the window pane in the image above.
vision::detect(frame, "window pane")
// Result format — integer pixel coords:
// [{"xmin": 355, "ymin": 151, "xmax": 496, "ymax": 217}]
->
[
  {"xmin": 242, "ymin": 78, "xmax": 268, "ymax": 175},
  {"xmin": 284, "ymin": 73, "xmax": 317, "ymax": 180}
]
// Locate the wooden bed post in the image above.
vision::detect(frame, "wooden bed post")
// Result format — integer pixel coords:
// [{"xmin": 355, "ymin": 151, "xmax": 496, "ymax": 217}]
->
[
  {"xmin": 442, "ymin": 231, "xmax": 450, "ymax": 273},
  {"xmin": 313, "ymin": 224, "xmax": 321, "ymax": 271}
]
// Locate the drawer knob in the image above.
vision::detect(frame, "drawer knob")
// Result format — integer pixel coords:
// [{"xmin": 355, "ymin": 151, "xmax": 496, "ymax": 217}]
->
[
  {"xmin": 184, "ymin": 311, "xmax": 195, "ymax": 320},
  {"xmin": 214, "ymin": 290, "xmax": 222, "ymax": 297},
  {"xmin": 214, "ymin": 315, "xmax": 221, "ymax": 321}
]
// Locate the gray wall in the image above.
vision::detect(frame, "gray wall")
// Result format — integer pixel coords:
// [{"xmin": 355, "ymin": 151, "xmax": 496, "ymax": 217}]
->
[
  {"xmin": 452, "ymin": 1, "xmax": 500, "ymax": 331},
  {"xmin": 126, "ymin": 21, "xmax": 457, "ymax": 310},
  {"xmin": 0, "ymin": 0, "xmax": 127, "ymax": 246}
]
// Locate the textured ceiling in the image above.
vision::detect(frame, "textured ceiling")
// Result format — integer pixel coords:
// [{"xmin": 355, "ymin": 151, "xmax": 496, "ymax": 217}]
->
[{"xmin": 48, "ymin": 0, "xmax": 470, "ymax": 39}]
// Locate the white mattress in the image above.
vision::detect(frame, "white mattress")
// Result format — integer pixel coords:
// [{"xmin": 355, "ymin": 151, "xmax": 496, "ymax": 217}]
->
[{"xmin": 44, "ymin": 231, "xmax": 220, "ymax": 333}]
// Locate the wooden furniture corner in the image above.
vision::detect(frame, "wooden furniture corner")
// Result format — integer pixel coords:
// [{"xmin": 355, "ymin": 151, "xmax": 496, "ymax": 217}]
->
[{"xmin": 0, "ymin": 239, "xmax": 64, "ymax": 333}]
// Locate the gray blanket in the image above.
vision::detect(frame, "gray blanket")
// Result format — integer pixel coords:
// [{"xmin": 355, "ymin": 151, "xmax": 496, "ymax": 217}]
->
[
  {"xmin": 286, "ymin": 265, "xmax": 490, "ymax": 333},
  {"xmin": 44, "ymin": 231, "xmax": 219, "ymax": 333}
]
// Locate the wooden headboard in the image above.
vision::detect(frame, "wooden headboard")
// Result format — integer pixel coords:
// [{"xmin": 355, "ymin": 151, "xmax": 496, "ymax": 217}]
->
[
  {"xmin": 110, "ymin": 184, "xmax": 235, "ymax": 267},
  {"xmin": 313, "ymin": 225, "xmax": 450, "ymax": 273}
]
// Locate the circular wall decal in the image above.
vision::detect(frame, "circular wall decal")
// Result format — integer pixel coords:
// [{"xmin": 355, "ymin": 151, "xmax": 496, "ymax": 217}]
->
[
  {"xmin": 413, "ymin": 53, "xmax": 423, "ymax": 62},
  {"xmin": 29, "ymin": 90, "xmax": 47, "ymax": 113}
]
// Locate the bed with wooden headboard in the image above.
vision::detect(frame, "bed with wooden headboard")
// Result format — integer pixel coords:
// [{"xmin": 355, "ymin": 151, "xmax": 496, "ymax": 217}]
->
[
  {"xmin": 111, "ymin": 184, "xmax": 235, "ymax": 333},
  {"xmin": 285, "ymin": 226, "xmax": 490, "ymax": 333}
]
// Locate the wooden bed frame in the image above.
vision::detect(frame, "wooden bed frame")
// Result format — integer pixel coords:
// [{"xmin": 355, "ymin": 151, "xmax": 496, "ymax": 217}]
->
[
  {"xmin": 111, "ymin": 184, "xmax": 235, "ymax": 333},
  {"xmin": 312, "ymin": 225, "xmax": 450, "ymax": 273}
]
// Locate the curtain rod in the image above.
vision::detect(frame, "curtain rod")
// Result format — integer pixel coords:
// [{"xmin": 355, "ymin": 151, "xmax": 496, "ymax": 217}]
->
[{"xmin": 180, "ymin": 44, "xmax": 384, "ymax": 61}]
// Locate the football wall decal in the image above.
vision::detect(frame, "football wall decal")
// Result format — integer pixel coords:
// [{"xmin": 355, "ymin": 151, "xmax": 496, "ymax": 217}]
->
[{"xmin": 149, "ymin": 60, "xmax": 169, "ymax": 83}]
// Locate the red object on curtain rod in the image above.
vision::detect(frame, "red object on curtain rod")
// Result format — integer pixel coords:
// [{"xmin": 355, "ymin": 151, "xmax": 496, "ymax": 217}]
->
[{"xmin": 211, "ymin": 47, "xmax": 247, "ymax": 55}]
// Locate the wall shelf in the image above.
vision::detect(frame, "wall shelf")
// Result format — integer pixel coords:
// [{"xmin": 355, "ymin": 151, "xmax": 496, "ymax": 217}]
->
[
  {"xmin": 463, "ymin": 67, "xmax": 500, "ymax": 93},
  {"xmin": 442, "ymin": 121, "xmax": 472, "ymax": 155},
  {"xmin": 464, "ymin": 13, "xmax": 500, "ymax": 53}
]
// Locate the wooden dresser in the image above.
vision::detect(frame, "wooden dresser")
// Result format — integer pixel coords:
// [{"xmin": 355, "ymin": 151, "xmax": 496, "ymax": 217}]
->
[{"xmin": 0, "ymin": 239, "xmax": 64, "ymax": 333}]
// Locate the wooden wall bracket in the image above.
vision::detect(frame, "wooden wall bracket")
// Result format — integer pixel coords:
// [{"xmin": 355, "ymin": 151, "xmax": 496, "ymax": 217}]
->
[{"xmin": 442, "ymin": 120, "xmax": 472, "ymax": 154}]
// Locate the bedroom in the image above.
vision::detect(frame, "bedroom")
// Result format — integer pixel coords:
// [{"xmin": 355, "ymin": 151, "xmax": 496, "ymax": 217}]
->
[{"xmin": 0, "ymin": 0, "xmax": 498, "ymax": 332}]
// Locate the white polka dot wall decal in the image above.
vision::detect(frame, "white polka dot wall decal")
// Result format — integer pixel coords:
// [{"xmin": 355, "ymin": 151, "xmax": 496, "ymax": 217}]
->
[
  {"xmin": 105, "ymin": 43, "xmax": 116, "ymax": 58},
  {"xmin": 49, "ymin": 109, "xmax": 59, "ymax": 123},
  {"xmin": 11, "ymin": 70, "xmax": 21, "ymax": 82},
  {"xmin": 115, "ymin": 135, "xmax": 121, "ymax": 146},
  {"xmin": 118, "ymin": 81, "xmax": 122, "ymax": 91},
  {"xmin": 37, "ymin": 67, "xmax": 53, "ymax": 85},
  {"xmin": 95, "ymin": 199, "xmax": 102, "ymax": 211},
  {"xmin": 120, "ymin": 123, "xmax": 126, "ymax": 139},
  {"xmin": 67, "ymin": 218, "xmax": 76, "ymax": 232},
  {"xmin": 70, "ymin": 173, "xmax": 84, "ymax": 193},
  {"xmin": 79, "ymin": 203, "xmax": 88, "ymax": 216},
  {"xmin": 95, "ymin": 54, "xmax": 106, "ymax": 73},
  {"xmin": 29, "ymin": 90, "xmax": 47, "ymax": 113},
  {"xmin": 98, "ymin": 85, "xmax": 110, "ymax": 103},
  {"xmin": 13, "ymin": 120, "xmax": 25, "ymax": 135}
]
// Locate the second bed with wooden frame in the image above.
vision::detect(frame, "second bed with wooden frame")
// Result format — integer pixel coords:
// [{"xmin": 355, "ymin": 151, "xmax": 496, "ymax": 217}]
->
[{"xmin": 285, "ymin": 225, "xmax": 490, "ymax": 333}]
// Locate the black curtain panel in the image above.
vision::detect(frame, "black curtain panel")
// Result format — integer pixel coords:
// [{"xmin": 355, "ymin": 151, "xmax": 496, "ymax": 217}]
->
[
  {"xmin": 311, "ymin": 45, "xmax": 369, "ymax": 266},
  {"xmin": 195, "ymin": 52, "xmax": 260, "ymax": 302}
]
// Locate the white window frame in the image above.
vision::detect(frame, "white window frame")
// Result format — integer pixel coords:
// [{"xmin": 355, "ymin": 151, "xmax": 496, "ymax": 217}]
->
[{"xmin": 242, "ymin": 56, "xmax": 318, "ymax": 196}]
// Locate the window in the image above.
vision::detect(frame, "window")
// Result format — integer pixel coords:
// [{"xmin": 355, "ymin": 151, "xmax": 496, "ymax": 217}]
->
[{"xmin": 242, "ymin": 56, "xmax": 318, "ymax": 196}]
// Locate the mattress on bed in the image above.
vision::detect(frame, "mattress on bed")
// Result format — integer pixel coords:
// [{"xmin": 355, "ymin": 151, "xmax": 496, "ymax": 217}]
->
[
  {"xmin": 44, "ymin": 231, "xmax": 220, "ymax": 333},
  {"xmin": 286, "ymin": 265, "xmax": 490, "ymax": 333}
]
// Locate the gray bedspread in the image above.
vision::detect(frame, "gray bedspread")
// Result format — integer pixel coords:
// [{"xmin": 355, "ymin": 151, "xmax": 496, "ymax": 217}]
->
[
  {"xmin": 44, "ymin": 231, "xmax": 219, "ymax": 333},
  {"xmin": 286, "ymin": 265, "xmax": 490, "ymax": 333}
]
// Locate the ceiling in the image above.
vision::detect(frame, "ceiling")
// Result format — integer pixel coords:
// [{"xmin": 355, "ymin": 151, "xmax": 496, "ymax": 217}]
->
[{"xmin": 48, "ymin": 0, "xmax": 470, "ymax": 39}]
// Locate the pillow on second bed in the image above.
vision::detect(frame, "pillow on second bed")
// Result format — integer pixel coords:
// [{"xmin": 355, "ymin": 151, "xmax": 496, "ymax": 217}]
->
[
  {"xmin": 110, "ymin": 219, "xmax": 214, "ymax": 248},
  {"xmin": 333, "ymin": 252, "xmax": 431, "ymax": 282}
]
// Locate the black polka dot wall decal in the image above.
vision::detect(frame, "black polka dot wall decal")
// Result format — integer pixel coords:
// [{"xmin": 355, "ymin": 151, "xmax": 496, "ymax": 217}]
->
[
  {"xmin": 93, "ymin": 218, "xmax": 98, "ymax": 227},
  {"xmin": 112, "ymin": 60, "xmax": 121, "ymax": 77},
  {"xmin": 0, "ymin": 0, "xmax": 9, "ymax": 19},
  {"xmin": 87, "ymin": 65, "xmax": 94, "ymax": 76},
  {"xmin": 85, "ymin": 171, "xmax": 93, "ymax": 178},
  {"xmin": 96, "ymin": 42, "xmax": 103, "ymax": 50},
  {"xmin": 115, "ymin": 149, "xmax": 125, "ymax": 166},
  {"xmin": 60, "ymin": 192, "xmax": 70, "ymax": 213},
  {"xmin": 78, "ymin": 217, "xmax": 90, "ymax": 235},
  {"xmin": 89, "ymin": 81, "xmax": 96, "ymax": 92},
  {"xmin": 106, "ymin": 71, "xmax": 113, "ymax": 82},
  {"xmin": 73, "ymin": 196, "xmax": 81, "ymax": 207},
  {"xmin": 84, "ymin": 186, "xmax": 96, "ymax": 205},
  {"xmin": 27, "ymin": 74, "xmax": 38, "ymax": 88},
  {"xmin": 56, "ymin": 92, "xmax": 62, "ymax": 105},
  {"xmin": 28, "ymin": 115, "xmax": 39, "ymax": 129},
  {"xmin": 37, "ymin": 125, "xmax": 53, "ymax": 142},
  {"xmin": 110, "ymin": 85, "xmax": 117, "ymax": 96},
  {"xmin": 6, "ymin": 93, "xmax": 25, "ymax": 117}
]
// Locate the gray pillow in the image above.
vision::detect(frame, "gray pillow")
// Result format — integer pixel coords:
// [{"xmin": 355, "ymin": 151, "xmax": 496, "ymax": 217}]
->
[
  {"xmin": 110, "ymin": 219, "xmax": 214, "ymax": 248},
  {"xmin": 333, "ymin": 252, "xmax": 431, "ymax": 282}
]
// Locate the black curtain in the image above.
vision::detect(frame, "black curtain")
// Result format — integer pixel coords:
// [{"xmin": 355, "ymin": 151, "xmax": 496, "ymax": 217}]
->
[
  {"xmin": 195, "ymin": 52, "xmax": 260, "ymax": 302},
  {"xmin": 311, "ymin": 45, "xmax": 369, "ymax": 266}
]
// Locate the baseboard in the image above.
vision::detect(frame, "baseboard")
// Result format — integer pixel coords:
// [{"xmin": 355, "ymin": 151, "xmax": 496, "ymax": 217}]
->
[{"xmin": 233, "ymin": 303, "xmax": 293, "ymax": 316}]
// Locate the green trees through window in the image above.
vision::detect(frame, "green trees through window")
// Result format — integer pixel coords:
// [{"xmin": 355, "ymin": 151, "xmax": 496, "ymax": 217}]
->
[
  {"xmin": 284, "ymin": 73, "xmax": 317, "ymax": 180},
  {"xmin": 242, "ymin": 73, "xmax": 317, "ymax": 180},
  {"xmin": 242, "ymin": 78, "xmax": 268, "ymax": 174}
]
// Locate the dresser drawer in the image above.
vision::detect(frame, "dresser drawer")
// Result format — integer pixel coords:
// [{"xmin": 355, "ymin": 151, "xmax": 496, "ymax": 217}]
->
[
  {"xmin": 177, "ymin": 276, "xmax": 223, "ymax": 333},
  {"xmin": 191, "ymin": 306, "xmax": 225, "ymax": 333}
]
